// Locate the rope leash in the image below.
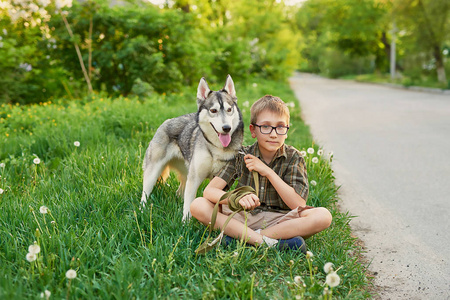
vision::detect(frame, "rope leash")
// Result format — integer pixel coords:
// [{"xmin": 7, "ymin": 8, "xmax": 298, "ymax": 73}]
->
[{"xmin": 195, "ymin": 171, "xmax": 259, "ymax": 254}]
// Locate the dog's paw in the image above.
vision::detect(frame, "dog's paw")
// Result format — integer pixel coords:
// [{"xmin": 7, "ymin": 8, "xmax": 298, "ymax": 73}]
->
[{"xmin": 182, "ymin": 211, "xmax": 192, "ymax": 223}]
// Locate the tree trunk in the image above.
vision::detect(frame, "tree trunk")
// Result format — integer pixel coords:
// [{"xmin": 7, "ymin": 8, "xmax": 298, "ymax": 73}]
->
[{"xmin": 434, "ymin": 45, "xmax": 447, "ymax": 84}]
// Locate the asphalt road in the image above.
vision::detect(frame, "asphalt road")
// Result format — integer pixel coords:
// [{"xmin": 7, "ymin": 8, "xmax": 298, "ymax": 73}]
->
[{"xmin": 289, "ymin": 73, "xmax": 450, "ymax": 299}]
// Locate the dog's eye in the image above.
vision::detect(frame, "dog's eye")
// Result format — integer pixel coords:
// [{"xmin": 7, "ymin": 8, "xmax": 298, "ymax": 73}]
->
[
  {"xmin": 210, "ymin": 109, "xmax": 218, "ymax": 113},
  {"xmin": 227, "ymin": 108, "xmax": 232, "ymax": 112}
]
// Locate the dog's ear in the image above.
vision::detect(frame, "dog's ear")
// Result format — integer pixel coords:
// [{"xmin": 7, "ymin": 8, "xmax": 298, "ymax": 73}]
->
[
  {"xmin": 223, "ymin": 75, "xmax": 236, "ymax": 99},
  {"xmin": 197, "ymin": 77, "xmax": 211, "ymax": 102}
]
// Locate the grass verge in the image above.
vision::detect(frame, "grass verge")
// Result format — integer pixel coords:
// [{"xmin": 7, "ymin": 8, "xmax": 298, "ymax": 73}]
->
[
  {"xmin": 0, "ymin": 77, "xmax": 371, "ymax": 299},
  {"xmin": 340, "ymin": 73, "xmax": 449, "ymax": 90}
]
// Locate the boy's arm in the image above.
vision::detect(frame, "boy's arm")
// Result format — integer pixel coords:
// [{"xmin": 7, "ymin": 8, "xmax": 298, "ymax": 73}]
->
[
  {"xmin": 203, "ymin": 177, "xmax": 229, "ymax": 204},
  {"xmin": 244, "ymin": 154, "xmax": 307, "ymax": 209},
  {"xmin": 203, "ymin": 176, "xmax": 261, "ymax": 210}
]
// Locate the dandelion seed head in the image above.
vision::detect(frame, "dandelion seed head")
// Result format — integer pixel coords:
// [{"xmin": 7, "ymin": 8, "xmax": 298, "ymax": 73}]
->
[
  {"xmin": 317, "ymin": 149, "xmax": 324, "ymax": 156},
  {"xmin": 74, "ymin": 141, "xmax": 80, "ymax": 147},
  {"xmin": 28, "ymin": 243, "xmax": 41, "ymax": 254},
  {"xmin": 294, "ymin": 275, "xmax": 302, "ymax": 284},
  {"xmin": 40, "ymin": 289, "xmax": 51, "ymax": 299},
  {"xmin": 65, "ymin": 269, "xmax": 77, "ymax": 279},
  {"xmin": 300, "ymin": 151, "xmax": 306, "ymax": 157},
  {"xmin": 26, "ymin": 252, "xmax": 37, "ymax": 262},
  {"xmin": 306, "ymin": 251, "xmax": 314, "ymax": 259},
  {"xmin": 0, "ymin": 162, "xmax": 5, "ymax": 168},
  {"xmin": 307, "ymin": 147, "xmax": 314, "ymax": 154},
  {"xmin": 39, "ymin": 206, "xmax": 48, "ymax": 214},
  {"xmin": 0, "ymin": 188, "xmax": 3, "ymax": 194},
  {"xmin": 324, "ymin": 262, "xmax": 334, "ymax": 274},
  {"xmin": 326, "ymin": 271, "xmax": 341, "ymax": 287},
  {"xmin": 312, "ymin": 157, "xmax": 319, "ymax": 163},
  {"xmin": 33, "ymin": 157, "xmax": 41, "ymax": 164},
  {"xmin": 310, "ymin": 180, "xmax": 317, "ymax": 186}
]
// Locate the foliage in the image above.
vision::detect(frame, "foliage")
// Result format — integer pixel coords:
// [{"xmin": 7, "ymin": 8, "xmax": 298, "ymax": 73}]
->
[
  {"xmin": 1, "ymin": 0, "xmax": 302, "ymax": 104},
  {"xmin": 0, "ymin": 78, "xmax": 372, "ymax": 298},
  {"xmin": 0, "ymin": 12, "xmax": 74, "ymax": 104},
  {"xmin": 295, "ymin": 0, "xmax": 450, "ymax": 86},
  {"xmin": 49, "ymin": 2, "xmax": 205, "ymax": 96}
]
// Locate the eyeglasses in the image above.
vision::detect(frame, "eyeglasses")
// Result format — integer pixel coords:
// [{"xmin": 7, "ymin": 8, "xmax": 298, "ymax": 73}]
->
[{"xmin": 252, "ymin": 124, "xmax": 289, "ymax": 135}]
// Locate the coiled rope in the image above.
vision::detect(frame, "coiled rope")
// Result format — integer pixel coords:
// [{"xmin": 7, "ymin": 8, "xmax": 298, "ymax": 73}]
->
[{"xmin": 195, "ymin": 171, "xmax": 259, "ymax": 254}]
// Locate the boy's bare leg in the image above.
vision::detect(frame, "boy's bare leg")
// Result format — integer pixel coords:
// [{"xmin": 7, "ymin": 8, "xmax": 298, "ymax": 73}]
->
[
  {"xmin": 261, "ymin": 207, "xmax": 332, "ymax": 240},
  {"xmin": 190, "ymin": 197, "xmax": 264, "ymax": 245}
]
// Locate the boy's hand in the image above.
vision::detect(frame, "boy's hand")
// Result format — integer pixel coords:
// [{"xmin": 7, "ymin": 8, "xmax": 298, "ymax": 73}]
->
[
  {"xmin": 244, "ymin": 154, "xmax": 272, "ymax": 177},
  {"xmin": 239, "ymin": 193, "xmax": 260, "ymax": 211}
]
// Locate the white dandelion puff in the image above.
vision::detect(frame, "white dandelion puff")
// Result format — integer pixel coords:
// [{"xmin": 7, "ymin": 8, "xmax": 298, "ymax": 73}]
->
[
  {"xmin": 0, "ymin": 162, "xmax": 5, "ymax": 168},
  {"xmin": 307, "ymin": 147, "xmax": 314, "ymax": 154},
  {"xmin": 312, "ymin": 157, "xmax": 319, "ymax": 163},
  {"xmin": 33, "ymin": 157, "xmax": 41, "ymax": 164},
  {"xmin": 39, "ymin": 206, "xmax": 48, "ymax": 214},
  {"xmin": 323, "ymin": 262, "xmax": 334, "ymax": 274},
  {"xmin": 326, "ymin": 271, "xmax": 341, "ymax": 287},
  {"xmin": 26, "ymin": 252, "xmax": 37, "ymax": 262},
  {"xmin": 306, "ymin": 251, "xmax": 314, "ymax": 259},
  {"xmin": 310, "ymin": 180, "xmax": 317, "ymax": 186},
  {"xmin": 28, "ymin": 243, "xmax": 41, "ymax": 254},
  {"xmin": 0, "ymin": 188, "xmax": 4, "ymax": 194},
  {"xmin": 252, "ymin": 83, "xmax": 258, "ymax": 87},
  {"xmin": 65, "ymin": 269, "xmax": 77, "ymax": 279},
  {"xmin": 242, "ymin": 101, "xmax": 250, "ymax": 108},
  {"xmin": 294, "ymin": 275, "xmax": 303, "ymax": 285},
  {"xmin": 74, "ymin": 141, "xmax": 80, "ymax": 147},
  {"xmin": 40, "ymin": 289, "xmax": 51, "ymax": 299},
  {"xmin": 300, "ymin": 151, "xmax": 306, "ymax": 157},
  {"xmin": 317, "ymin": 149, "xmax": 324, "ymax": 156}
]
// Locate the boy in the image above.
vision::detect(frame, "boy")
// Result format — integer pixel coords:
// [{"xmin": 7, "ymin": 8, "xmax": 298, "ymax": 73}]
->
[{"xmin": 190, "ymin": 95, "xmax": 332, "ymax": 251}]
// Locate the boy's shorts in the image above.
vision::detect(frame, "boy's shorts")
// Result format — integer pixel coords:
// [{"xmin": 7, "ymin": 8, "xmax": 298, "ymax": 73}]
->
[{"xmin": 221, "ymin": 204, "xmax": 313, "ymax": 230}]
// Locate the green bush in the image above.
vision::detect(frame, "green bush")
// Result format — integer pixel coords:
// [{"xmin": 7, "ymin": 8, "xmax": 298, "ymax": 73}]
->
[
  {"xmin": 318, "ymin": 48, "xmax": 375, "ymax": 78},
  {"xmin": 0, "ymin": 16, "xmax": 77, "ymax": 104}
]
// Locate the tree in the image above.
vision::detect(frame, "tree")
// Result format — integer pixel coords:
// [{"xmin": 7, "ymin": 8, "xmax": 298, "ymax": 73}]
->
[{"xmin": 393, "ymin": 0, "xmax": 449, "ymax": 83}]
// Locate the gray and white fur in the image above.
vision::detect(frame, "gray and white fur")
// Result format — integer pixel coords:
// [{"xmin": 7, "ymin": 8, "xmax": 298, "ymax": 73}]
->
[{"xmin": 140, "ymin": 75, "xmax": 244, "ymax": 220}]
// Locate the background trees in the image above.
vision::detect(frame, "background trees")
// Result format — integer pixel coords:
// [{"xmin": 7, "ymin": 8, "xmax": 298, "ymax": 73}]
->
[
  {"xmin": 295, "ymin": 0, "xmax": 449, "ymax": 87},
  {"xmin": 0, "ymin": 0, "xmax": 448, "ymax": 104}
]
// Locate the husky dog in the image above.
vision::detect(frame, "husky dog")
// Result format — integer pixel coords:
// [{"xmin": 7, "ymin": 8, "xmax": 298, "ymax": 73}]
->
[{"xmin": 140, "ymin": 75, "xmax": 244, "ymax": 220}]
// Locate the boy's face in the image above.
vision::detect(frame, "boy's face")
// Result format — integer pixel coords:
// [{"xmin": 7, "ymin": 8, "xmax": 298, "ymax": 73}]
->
[{"xmin": 250, "ymin": 110, "xmax": 289, "ymax": 154}]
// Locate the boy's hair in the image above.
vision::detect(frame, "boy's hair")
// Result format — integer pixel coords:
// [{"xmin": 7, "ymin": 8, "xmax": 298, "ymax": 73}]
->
[{"xmin": 250, "ymin": 95, "xmax": 290, "ymax": 125}]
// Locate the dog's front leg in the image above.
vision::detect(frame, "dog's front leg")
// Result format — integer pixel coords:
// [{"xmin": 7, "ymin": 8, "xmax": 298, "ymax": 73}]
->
[{"xmin": 182, "ymin": 174, "xmax": 204, "ymax": 222}]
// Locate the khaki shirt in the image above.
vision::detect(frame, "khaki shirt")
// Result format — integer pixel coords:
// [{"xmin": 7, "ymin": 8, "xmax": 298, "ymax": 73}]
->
[{"xmin": 216, "ymin": 142, "xmax": 309, "ymax": 211}]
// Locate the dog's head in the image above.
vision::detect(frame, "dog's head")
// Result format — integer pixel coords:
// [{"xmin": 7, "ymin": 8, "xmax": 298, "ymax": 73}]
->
[{"xmin": 197, "ymin": 75, "xmax": 243, "ymax": 148}]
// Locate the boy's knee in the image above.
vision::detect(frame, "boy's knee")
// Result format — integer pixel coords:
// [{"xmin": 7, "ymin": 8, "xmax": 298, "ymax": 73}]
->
[
  {"xmin": 190, "ymin": 197, "xmax": 210, "ymax": 221},
  {"xmin": 317, "ymin": 207, "xmax": 332, "ymax": 229},
  {"xmin": 190, "ymin": 197, "xmax": 202, "ymax": 218}
]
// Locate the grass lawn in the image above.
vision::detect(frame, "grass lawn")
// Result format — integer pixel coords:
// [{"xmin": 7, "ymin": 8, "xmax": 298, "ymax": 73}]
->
[
  {"xmin": 341, "ymin": 73, "xmax": 449, "ymax": 90},
  {"xmin": 0, "ymin": 77, "xmax": 372, "ymax": 299}
]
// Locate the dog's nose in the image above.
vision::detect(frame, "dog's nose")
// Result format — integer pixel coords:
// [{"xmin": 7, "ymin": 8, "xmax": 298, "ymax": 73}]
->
[{"xmin": 222, "ymin": 125, "xmax": 231, "ymax": 133}]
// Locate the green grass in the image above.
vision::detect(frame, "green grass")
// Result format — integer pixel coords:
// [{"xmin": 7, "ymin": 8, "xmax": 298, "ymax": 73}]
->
[
  {"xmin": 341, "ymin": 73, "xmax": 449, "ymax": 90},
  {"xmin": 0, "ymin": 78, "xmax": 371, "ymax": 299}
]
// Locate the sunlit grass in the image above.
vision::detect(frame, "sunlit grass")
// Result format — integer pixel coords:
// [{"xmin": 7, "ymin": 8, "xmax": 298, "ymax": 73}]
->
[{"xmin": 0, "ymin": 78, "xmax": 371, "ymax": 299}]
